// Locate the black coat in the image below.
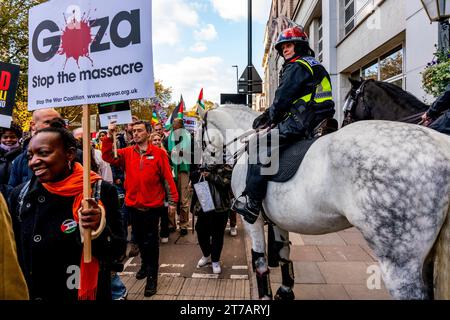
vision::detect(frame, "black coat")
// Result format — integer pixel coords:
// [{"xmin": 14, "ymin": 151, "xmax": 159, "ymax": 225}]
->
[
  {"xmin": 8, "ymin": 138, "xmax": 33, "ymax": 189},
  {"xmin": 427, "ymin": 84, "xmax": 450, "ymax": 118},
  {"xmin": 9, "ymin": 177, "xmax": 126, "ymax": 301},
  {"xmin": 192, "ymin": 165, "xmax": 233, "ymax": 213},
  {"xmin": 0, "ymin": 146, "xmax": 22, "ymax": 197},
  {"xmin": 428, "ymin": 84, "xmax": 450, "ymax": 135},
  {"xmin": 269, "ymin": 56, "xmax": 335, "ymax": 141}
]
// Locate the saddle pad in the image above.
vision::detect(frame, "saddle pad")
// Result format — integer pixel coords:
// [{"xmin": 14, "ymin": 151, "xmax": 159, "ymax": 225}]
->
[{"xmin": 269, "ymin": 138, "xmax": 318, "ymax": 183}]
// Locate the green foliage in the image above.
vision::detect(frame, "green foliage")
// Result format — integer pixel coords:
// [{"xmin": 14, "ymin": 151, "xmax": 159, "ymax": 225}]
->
[{"xmin": 422, "ymin": 47, "xmax": 450, "ymax": 97}]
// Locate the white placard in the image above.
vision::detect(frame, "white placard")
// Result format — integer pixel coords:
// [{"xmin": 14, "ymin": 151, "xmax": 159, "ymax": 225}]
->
[
  {"xmin": 28, "ymin": 0, "xmax": 154, "ymax": 110},
  {"xmin": 99, "ymin": 110, "xmax": 132, "ymax": 127},
  {"xmin": 193, "ymin": 180, "xmax": 215, "ymax": 213},
  {"xmin": 184, "ymin": 116, "xmax": 198, "ymax": 132}
]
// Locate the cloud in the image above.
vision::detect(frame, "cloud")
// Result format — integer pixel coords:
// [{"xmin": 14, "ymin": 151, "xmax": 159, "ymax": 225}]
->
[
  {"xmin": 194, "ymin": 24, "xmax": 218, "ymax": 41},
  {"xmin": 190, "ymin": 42, "xmax": 208, "ymax": 53},
  {"xmin": 155, "ymin": 56, "xmax": 235, "ymax": 108},
  {"xmin": 153, "ymin": 0, "xmax": 199, "ymax": 46},
  {"xmin": 210, "ymin": 0, "xmax": 271, "ymax": 23},
  {"xmin": 189, "ymin": 1, "xmax": 209, "ymax": 11}
]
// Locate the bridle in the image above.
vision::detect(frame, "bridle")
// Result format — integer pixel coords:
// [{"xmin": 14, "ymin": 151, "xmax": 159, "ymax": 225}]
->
[
  {"xmin": 342, "ymin": 80, "xmax": 372, "ymax": 126},
  {"xmin": 200, "ymin": 111, "xmax": 271, "ymax": 167},
  {"xmin": 342, "ymin": 80, "xmax": 425, "ymax": 125}
]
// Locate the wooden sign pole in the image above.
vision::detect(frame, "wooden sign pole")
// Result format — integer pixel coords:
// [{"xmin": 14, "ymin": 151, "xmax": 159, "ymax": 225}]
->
[
  {"xmin": 113, "ymin": 131, "xmax": 118, "ymax": 159},
  {"xmin": 82, "ymin": 105, "xmax": 92, "ymax": 263}
]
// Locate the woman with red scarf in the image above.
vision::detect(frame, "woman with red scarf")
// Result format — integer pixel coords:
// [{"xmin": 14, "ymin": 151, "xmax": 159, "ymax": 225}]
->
[{"xmin": 9, "ymin": 126, "xmax": 125, "ymax": 301}]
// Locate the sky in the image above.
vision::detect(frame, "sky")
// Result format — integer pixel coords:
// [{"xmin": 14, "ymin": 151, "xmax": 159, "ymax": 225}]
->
[{"xmin": 152, "ymin": 0, "xmax": 272, "ymax": 110}]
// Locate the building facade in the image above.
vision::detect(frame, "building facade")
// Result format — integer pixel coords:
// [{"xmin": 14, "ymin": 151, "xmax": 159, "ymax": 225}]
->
[{"xmin": 262, "ymin": 0, "xmax": 441, "ymax": 124}]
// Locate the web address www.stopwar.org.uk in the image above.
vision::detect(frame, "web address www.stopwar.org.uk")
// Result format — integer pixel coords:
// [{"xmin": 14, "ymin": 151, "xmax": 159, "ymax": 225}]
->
[{"xmin": 35, "ymin": 88, "xmax": 138, "ymax": 106}]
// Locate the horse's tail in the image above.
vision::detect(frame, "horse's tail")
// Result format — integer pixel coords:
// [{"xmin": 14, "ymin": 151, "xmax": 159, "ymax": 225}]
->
[{"xmin": 433, "ymin": 185, "xmax": 450, "ymax": 299}]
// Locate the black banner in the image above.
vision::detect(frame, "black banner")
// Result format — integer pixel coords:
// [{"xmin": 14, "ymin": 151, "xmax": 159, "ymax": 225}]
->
[
  {"xmin": 0, "ymin": 61, "xmax": 20, "ymax": 128},
  {"xmin": 98, "ymin": 100, "xmax": 130, "ymax": 114}
]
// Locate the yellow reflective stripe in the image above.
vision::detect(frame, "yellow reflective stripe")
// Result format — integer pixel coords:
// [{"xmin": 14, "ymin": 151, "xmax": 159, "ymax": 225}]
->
[
  {"xmin": 291, "ymin": 59, "xmax": 333, "ymax": 106},
  {"xmin": 294, "ymin": 94, "xmax": 312, "ymax": 104},
  {"xmin": 315, "ymin": 96, "xmax": 333, "ymax": 103},
  {"xmin": 319, "ymin": 77, "xmax": 332, "ymax": 93},
  {"xmin": 296, "ymin": 60, "xmax": 314, "ymax": 75},
  {"xmin": 314, "ymin": 77, "xmax": 332, "ymax": 103}
]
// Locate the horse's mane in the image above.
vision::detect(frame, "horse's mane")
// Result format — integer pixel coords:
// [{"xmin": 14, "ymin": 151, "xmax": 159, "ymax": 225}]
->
[
  {"xmin": 207, "ymin": 104, "xmax": 259, "ymax": 132},
  {"xmin": 373, "ymin": 81, "xmax": 429, "ymax": 112},
  {"xmin": 217, "ymin": 104, "xmax": 260, "ymax": 116}
]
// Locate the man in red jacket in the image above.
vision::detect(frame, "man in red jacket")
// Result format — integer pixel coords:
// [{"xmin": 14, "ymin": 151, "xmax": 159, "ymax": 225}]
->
[{"xmin": 102, "ymin": 120, "xmax": 178, "ymax": 297}]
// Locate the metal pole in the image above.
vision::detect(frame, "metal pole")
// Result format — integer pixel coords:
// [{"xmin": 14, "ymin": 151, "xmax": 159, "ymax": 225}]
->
[
  {"xmin": 247, "ymin": 0, "xmax": 253, "ymax": 108},
  {"xmin": 438, "ymin": 19, "xmax": 450, "ymax": 53}
]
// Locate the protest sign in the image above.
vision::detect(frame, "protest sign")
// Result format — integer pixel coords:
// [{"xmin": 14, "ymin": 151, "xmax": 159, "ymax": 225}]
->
[
  {"xmin": 98, "ymin": 100, "xmax": 132, "ymax": 127},
  {"xmin": 184, "ymin": 116, "xmax": 199, "ymax": 133},
  {"xmin": 28, "ymin": 0, "xmax": 154, "ymax": 110},
  {"xmin": 0, "ymin": 62, "xmax": 20, "ymax": 127}
]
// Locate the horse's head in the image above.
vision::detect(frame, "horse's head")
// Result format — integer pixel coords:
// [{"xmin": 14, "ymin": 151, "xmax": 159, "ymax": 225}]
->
[
  {"xmin": 198, "ymin": 104, "xmax": 259, "ymax": 167},
  {"xmin": 342, "ymin": 78, "xmax": 374, "ymax": 127},
  {"xmin": 342, "ymin": 78, "xmax": 429, "ymax": 127},
  {"xmin": 199, "ymin": 108, "xmax": 226, "ymax": 166}
]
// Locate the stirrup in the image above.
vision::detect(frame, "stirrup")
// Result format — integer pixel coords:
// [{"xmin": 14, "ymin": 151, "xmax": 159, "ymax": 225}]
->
[{"xmin": 232, "ymin": 196, "xmax": 259, "ymax": 224}]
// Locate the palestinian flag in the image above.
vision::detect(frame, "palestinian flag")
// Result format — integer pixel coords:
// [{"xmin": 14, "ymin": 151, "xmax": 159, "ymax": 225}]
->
[
  {"xmin": 177, "ymin": 95, "xmax": 184, "ymax": 119},
  {"xmin": 197, "ymin": 88, "xmax": 205, "ymax": 110},
  {"xmin": 196, "ymin": 88, "xmax": 206, "ymax": 117},
  {"xmin": 164, "ymin": 95, "xmax": 184, "ymax": 129}
]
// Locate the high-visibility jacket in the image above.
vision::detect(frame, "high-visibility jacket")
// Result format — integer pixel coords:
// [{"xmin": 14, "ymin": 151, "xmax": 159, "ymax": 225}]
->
[
  {"xmin": 293, "ymin": 56, "xmax": 333, "ymax": 107},
  {"xmin": 268, "ymin": 55, "xmax": 335, "ymax": 140}
]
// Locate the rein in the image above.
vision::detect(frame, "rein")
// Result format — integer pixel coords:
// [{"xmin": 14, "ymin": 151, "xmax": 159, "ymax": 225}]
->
[
  {"xmin": 201, "ymin": 111, "xmax": 274, "ymax": 167},
  {"xmin": 343, "ymin": 80, "xmax": 426, "ymax": 126}
]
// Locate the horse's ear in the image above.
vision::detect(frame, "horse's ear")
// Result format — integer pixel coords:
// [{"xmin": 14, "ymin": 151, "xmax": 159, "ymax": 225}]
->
[{"xmin": 349, "ymin": 78, "xmax": 362, "ymax": 88}]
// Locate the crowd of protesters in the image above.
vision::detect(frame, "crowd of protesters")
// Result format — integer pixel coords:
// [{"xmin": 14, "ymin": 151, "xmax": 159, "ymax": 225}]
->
[{"xmin": 0, "ymin": 107, "xmax": 240, "ymax": 301}]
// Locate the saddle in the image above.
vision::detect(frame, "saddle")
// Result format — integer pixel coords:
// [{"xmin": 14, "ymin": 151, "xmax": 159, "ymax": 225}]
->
[{"xmin": 268, "ymin": 118, "xmax": 338, "ymax": 183}]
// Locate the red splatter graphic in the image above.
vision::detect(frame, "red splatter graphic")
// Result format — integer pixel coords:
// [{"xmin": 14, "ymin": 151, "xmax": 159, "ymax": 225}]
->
[{"xmin": 59, "ymin": 11, "xmax": 94, "ymax": 68}]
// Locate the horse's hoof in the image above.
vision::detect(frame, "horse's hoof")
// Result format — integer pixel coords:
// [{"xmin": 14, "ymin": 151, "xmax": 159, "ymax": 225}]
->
[{"xmin": 274, "ymin": 287, "xmax": 295, "ymax": 300}]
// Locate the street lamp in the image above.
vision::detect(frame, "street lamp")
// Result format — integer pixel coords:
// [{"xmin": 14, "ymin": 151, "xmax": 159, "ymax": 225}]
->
[
  {"xmin": 232, "ymin": 65, "xmax": 239, "ymax": 93},
  {"xmin": 421, "ymin": 0, "xmax": 450, "ymax": 51}
]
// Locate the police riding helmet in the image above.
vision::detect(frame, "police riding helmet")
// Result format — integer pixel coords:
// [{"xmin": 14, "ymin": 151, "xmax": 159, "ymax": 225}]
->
[{"xmin": 274, "ymin": 26, "xmax": 313, "ymax": 57}]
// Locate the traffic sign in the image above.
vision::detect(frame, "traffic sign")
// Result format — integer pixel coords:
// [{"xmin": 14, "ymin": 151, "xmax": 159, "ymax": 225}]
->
[{"xmin": 238, "ymin": 65, "xmax": 263, "ymax": 94}]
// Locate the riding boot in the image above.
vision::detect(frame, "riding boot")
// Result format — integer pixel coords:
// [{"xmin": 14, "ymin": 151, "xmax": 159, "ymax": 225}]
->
[
  {"xmin": 233, "ymin": 163, "xmax": 266, "ymax": 224},
  {"xmin": 232, "ymin": 196, "xmax": 262, "ymax": 224}
]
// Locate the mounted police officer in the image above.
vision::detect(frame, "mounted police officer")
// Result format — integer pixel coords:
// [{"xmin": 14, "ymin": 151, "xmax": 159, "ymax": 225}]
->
[
  {"xmin": 421, "ymin": 84, "xmax": 450, "ymax": 134},
  {"xmin": 233, "ymin": 25, "xmax": 335, "ymax": 224}
]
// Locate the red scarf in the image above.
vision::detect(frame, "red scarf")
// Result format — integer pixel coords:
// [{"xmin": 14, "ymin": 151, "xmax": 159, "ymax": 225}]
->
[{"xmin": 42, "ymin": 162, "xmax": 103, "ymax": 300}]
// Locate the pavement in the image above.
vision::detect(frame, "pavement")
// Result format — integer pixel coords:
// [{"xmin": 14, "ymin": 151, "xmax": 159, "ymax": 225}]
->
[
  {"xmin": 246, "ymin": 226, "xmax": 393, "ymax": 300},
  {"xmin": 119, "ymin": 216, "xmax": 252, "ymax": 300},
  {"xmin": 119, "ymin": 215, "xmax": 392, "ymax": 300}
]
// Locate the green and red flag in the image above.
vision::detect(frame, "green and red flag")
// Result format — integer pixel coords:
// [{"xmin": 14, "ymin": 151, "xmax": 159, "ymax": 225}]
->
[
  {"xmin": 177, "ymin": 95, "xmax": 184, "ymax": 119},
  {"xmin": 164, "ymin": 95, "xmax": 185, "ymax": 129},
  {"xmin": 196, "ymin": 88, "xmax": 206, "ymax": 118}
]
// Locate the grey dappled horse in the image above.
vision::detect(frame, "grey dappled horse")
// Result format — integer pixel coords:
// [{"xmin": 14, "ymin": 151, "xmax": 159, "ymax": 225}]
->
[{"xmin": 200, "ymin": 104, "xmax": 450, "ymax": 300}]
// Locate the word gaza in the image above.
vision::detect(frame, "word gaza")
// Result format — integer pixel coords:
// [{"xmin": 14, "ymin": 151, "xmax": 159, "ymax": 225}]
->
[{"xmin": 32, "ymin": 9, "xmax": 141, "ymax": 62}]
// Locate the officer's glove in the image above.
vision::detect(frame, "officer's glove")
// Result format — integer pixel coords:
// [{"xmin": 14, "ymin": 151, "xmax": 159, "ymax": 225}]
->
[{"xmin": 252, "ymin": 110, "xmax": 271, "ymax": 130}]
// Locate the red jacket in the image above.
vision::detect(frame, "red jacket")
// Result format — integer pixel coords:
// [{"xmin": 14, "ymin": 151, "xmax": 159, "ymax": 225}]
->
[{"xmin": 102, "ymin": 137, "xmax": 178, "ymax": 209}]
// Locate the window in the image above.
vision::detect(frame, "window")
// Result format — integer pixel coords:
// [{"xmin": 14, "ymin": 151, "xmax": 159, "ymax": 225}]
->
[
  {"xmin": 354, "ymin": 46, "xmax": 404, "ymax": 88},
  {"xmin": 362, "ymin": 61, "xmax": 378, "ymax": 80},
  {"xmin": 380, "ymin": 48, "xmax": 403, "ymax": 82},
  {"xmin": 317, "ymin": 17, "xmax": 323, "ymax": 62},
  {"xmin": 343, "ymin": 0, "xmax": 373, "ymax": 36},
  {"xmin": 344, "ymin": 0, "xmax": 355, "ymax": 36}
]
